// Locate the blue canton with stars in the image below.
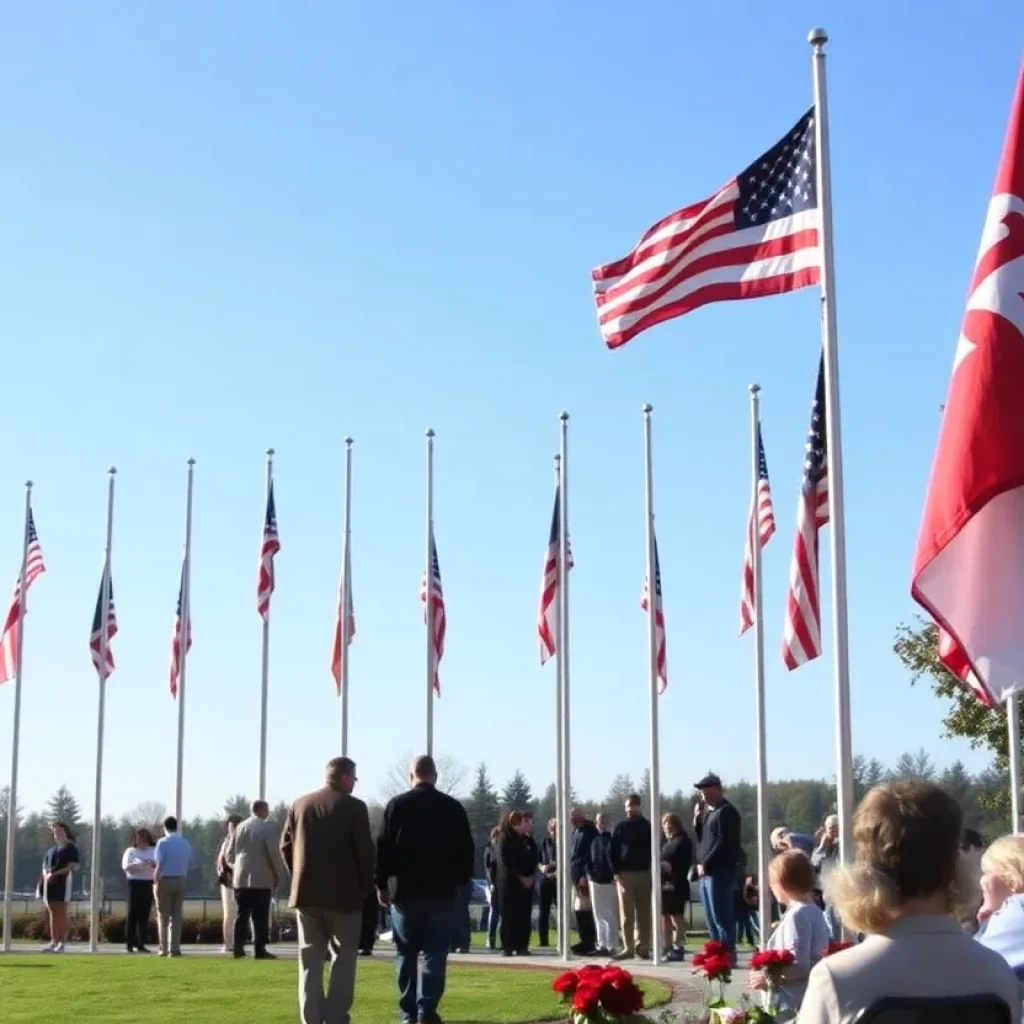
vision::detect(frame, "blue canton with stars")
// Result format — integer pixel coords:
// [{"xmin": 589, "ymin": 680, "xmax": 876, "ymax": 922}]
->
[
  {"xmin": 804, "ymin": 357, "xmax": 827, "ymax": 487},
  {"xmin": 735, "ymin": 108, "xmax": 817, "ymax": 228},
  {"xmin": 756, "ymin": 424, "xmax": 770, "ymax": 481}
]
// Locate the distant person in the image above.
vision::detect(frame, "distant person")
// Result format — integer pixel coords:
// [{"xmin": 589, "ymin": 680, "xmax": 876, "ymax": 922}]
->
[
  {"xmin": 569, "ymin": 807, "xmax": 599, "ymax": 955},
  {"xmin": 122, "ymin": 827, "xmax": 157, "ymax": 953},
  {"xmin": 483, "ymin": 825, "xmax": 501, "ymax": 949},
  {"xmin": 660, "ymin": 812, "xmax": 693, "ymax": 962},
  {"xmin": 281, "ymin": 756, "xmax": 375, "ymax": 1024},
  {"xmin": 611, "ymin": 794, "xmax": 653, "ymax": 960},
  {"xmin": 375, "ymin": 755, "xmax": 474, "ymax": 1024},
  {"xmin": 693, "ymin": 772, "xmax": 742, "ymax": 959},
  {"xmin": 812, "ymin": 815, "xmax": 842, "ymax": 940},
  {"xmin": 771, "ymin": 826, "xmax": 815, "ymax": 857},
  {"xmin": 495, "ymin": 810, "xmax": 536, "ymax": 955},
  {"xmin": 38, "ymin": 822, "xmax": 79, "ymax": 953},
  {"xmin": 153, "ymin": 816, "xmax": 193, "ymax": 958},
  {"xmin": 216, "ymin": 814, "xmax": 243, "ymax": 953},
  {"xmin": 227, "ymin": 799, "xmax": 287, "ymax": 959},
  {"xmin": 589, "ymin": 813, "xmax": 619, "ymax": 956},
  {"xmin": 537, "ymin": 818, "xmax": 558, "ymax": 948}
]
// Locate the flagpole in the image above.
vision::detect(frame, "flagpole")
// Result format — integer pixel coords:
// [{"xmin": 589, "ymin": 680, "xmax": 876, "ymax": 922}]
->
[
  {"xmin": 89, "ymin": 467, "xmax": 116, "ymax": 954},
  {"xmin": 3, "ymin": 482, "xmax": 34, "ymax": 953},
  {"xmin": 425, "ymin": 428, "xmax": 435, "ymax": 757},
  {"xmin": 809, "ymin": 27, "xmax": 855, "ymax": 875},
  {"xmin": 642, "ymin": 404, "xmax": 663, "ymax": 966},
  {"xmin": 552, "ymin": 453, "xmax": 567, "ymax": 959},
  {"xmin": 175, "ymin": 458, "xmax": 195, "ymax": 823},
  {"xmin": 258, "ymin": 449, "xmax": 273, "ymax": 800},
  {"xmin": 749, "ymin": 385, "xmax": 772, "ymax": 946},
  {"xmin": 558, "ymin": 411, "xmax": 572, "ymax": 961},
  {"xmin": 340, "ymin": 437, "xmax": 354, "ymax": 756},
  {"xmin": 1010, "ymin": 698, "xmax": 1022, "ymax": 831}
]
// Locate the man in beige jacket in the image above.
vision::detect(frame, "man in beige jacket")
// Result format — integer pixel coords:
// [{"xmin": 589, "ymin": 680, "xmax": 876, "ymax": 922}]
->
[{"xmin": 226, "ymin": 799, "xmax": 287, "ymax": 959}]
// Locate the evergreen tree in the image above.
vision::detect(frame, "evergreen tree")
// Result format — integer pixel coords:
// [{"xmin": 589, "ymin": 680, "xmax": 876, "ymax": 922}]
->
[
  {"xmin": 223, "ymin": 794, "xmax": 250, "ymax": 819},
  {"xmin": 501, "ymin": 770, "xmax": 534, "ymax": 811},
  {"xmin": 604, "ymin": 773, "xmax": 636, "ymax": 812},
  {"xmin": 465, "ymin": 763, "xmax": 501, "ymax": 875},
  {"xmin": 45, "ymin": 785, "xmax": 82, "ymax": 827},
  {"xmin": 537, "ymin": 783, "xmax": 557, "ymax": 826}
]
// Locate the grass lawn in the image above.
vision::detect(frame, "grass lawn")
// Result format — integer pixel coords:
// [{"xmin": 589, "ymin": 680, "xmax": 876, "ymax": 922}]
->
[{"xmin": 0, "ymin": 955, "xmax": 672, "ymax": 1024}]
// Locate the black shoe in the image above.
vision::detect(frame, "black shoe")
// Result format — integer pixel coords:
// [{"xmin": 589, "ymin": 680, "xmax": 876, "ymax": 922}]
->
[
  {"xmin": 137, "ymin": 947, "xmax": 153, "ymax": 954},
  {"xmin": 233, "ymin": 950, "xmax": 246, "ymax": 959},
  {"xmin": 419, "ymin": 1014, "xmax": 443, "ymax": 1024},
  {"xmin": 515, "ymin": 948, "xmax": 532, "ymax": 956},
  {"xmin": 359, "ymin": 949, "xmax": 373, "ymax": 957},
  {"xmin": 538, "ymin": 939, "xmax": 550, "ymax": 947},
  {"xmin": 254, "ymin": 950, "xmax": 277, "ymax": 960},
  {"xmin": 501, "ymin": 949, "xmax": 514, "ymax": 957}
]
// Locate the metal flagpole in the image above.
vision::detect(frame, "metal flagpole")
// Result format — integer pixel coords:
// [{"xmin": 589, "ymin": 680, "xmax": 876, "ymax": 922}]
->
[
  {"xmin": 749, "ymin": 385, "xmax": 772, "ymax": 945},
  {"xmin": 553, "ymin": 453, "xmax": 566, "ymax": 959},
  {"xmin": 1010, "ymin": 698, "xmax": 1022, "ymax": 831},
  {"xmin": 90, "ymin": 467, "xmax": 116, "ymax": 954},
  {"xmin": 3, "ymin": 482, "xmax": 34, "ymax": 952},
  {"xmin": 425, "ymin": 428, "xmax": 436, "ymax": 756},
  {"xmin": 558, "ymin": 412, "xmax": 573, "ymax": 961},
  {"xmin": 642, "ymin": 404, "xmax": 663, "ymax": 966},
  {"xmin": 809, "ymin": 28, "xmax": 855, "ymax": 872},
  {"xmin": 258, "ymin": 449, "xmax": 273, "ymax": 800},
  {"xmin": 175, "ymin": 459, "xmax": 195, "ymax": 822},
  {"xmin": 340, "ymin": 437, "xmax": 354, "ymax": 756}
]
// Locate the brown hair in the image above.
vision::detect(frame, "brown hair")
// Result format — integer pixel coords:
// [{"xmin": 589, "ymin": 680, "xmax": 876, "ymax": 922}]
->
[
  {"xmin": 662, "ymin": 813, "xmax": 683, "ymax": 837},
  {"xmin": 769, "ymin": 850, "xmax": 815, "ymax": 895},
  {"xmin": 130, "ymin": 827, "xmax": 156, "ymax": 848},
  {"xmin": 499, "ymin": 809, "xmax": 524, "ymax": 835}
]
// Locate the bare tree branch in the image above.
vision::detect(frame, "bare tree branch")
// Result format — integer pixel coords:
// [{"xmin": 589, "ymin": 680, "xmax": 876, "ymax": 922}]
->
[{"xmin": 380, "ymin": 751, "xmax": 468, "ymax": 800}]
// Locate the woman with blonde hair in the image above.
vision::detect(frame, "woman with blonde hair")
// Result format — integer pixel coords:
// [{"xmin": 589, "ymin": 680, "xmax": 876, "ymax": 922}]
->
[
  {"xmin": 976, "ymin": 833, "xmax": 1024, "ymax": 977},
  {"xmin": 798, "ymin": 782, "xmax": 1020, "ymax": 1024}
]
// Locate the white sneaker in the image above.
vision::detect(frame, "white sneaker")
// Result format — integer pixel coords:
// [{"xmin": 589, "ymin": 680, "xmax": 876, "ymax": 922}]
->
[
  {"xmin": 41, "ymin": 942, "xmax": 56, "ymax": 952},
  {"xmin": 52, "ymin": 943, "xmax": 65, "ymax": 953}
]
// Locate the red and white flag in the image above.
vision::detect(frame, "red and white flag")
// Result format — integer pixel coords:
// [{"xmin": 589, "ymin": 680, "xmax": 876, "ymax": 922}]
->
[
  {"xmin": 592, "ymin": 110, "xmax": 819, "ymax": 349},
  {"xmin": 420, "ymin": 531, "xmax": 446, "ymax": 695},
  {"xmin": 912, "ymin": 63, "xmax": 1024, "ymax": 705},
  {"xmin": 169, "ymin": 561, "xmax": 192, "ymax": 698},
  {"xmin": 640, "ymin": 535, "xmax": 667, "ymax": 693},
  {"xmin": 739, "ymin": 424, "xmax": 776, "ymax": 634},
  {"xmin": 0, "ymin": 508, "xmax": 46, "ymax": 684},
  {"xmin": 537, "ymin": 485, "xmax": 573, "ymax": 664},
  {"xmin": 330, "ymin": 556, "xmax": 356, "ymax": 694},
  {"xmin": 256, "ymin": 482, "xmax": 280, "ymax": 621}
]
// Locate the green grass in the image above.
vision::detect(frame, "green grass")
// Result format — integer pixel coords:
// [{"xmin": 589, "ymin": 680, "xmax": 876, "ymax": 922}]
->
[{"xmin": 0, "ymin": 955, "xmax": 672, "ymax": 1023}]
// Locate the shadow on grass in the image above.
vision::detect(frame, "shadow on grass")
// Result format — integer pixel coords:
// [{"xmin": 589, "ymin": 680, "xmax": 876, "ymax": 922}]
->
[{"xmin": 0, "ymin": 962, "xmax": 54, "ymax": 969}]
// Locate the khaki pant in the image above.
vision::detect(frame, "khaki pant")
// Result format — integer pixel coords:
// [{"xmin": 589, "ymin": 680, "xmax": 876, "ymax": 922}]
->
[
  {"xmin": 616, "ymin": 870, "xmax": 652, "ymax": 955},
  {"xmin": 296, "ymin": 907, "xmax": 362, "ymax": 1024},
  {"xmin": 662, "ymin": 911, "xmax": 687, "ymax": 950},
  {"xmin": 155, "ymin": 876, "xmax": 185, "ymax": 955}
]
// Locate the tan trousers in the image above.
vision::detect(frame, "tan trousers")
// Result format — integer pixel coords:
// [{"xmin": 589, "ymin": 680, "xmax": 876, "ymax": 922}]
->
[
  {"xmin": 616, "ymin": 870, "xmax": 652, "ymax": 955},
  {"xmin": 296, "ymin": 907, "xmax": 362, "ymax": 1024},
  {"xmin": 662, "ymin": 911, "xmax": 686, "ymax": 950},
  {"xmin": 155, "ymin": 876, "xmax": 185, "ymax": 955}
]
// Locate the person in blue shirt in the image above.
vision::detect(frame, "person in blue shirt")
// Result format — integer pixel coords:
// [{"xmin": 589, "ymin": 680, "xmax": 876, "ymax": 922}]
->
[
  {"xmin": 153, "ymin": 816, "xmax": 193, "ymax": 957},
  {"xmin": 975, "ymin": 833, "xmax": 1024, "ymax": 980},
  {"xmin": 771, "ymin": 826, "xmax": 815, "ymax": 857},
  {"xmin": 39, "ymin": 822, "xmax": 79, "ymax": 953}
]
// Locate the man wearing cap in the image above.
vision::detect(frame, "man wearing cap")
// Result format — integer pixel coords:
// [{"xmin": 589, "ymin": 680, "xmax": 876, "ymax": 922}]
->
[{"xmin": 692, "ymin": 773, "xmax": 742, "ymax": 960}]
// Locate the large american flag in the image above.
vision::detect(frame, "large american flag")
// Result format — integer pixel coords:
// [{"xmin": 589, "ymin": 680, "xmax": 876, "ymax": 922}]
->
[
  {"xmin": 256, "ymin": 482, "xmax": 280, "ymax": 621},
  {"xmin": 420, "ymin": 531, "xmax": 446, "ymax": 695},
  {"xmin": 640, "ymin": 534, "xmax": 667, "ymax": 693},
  {"xmin": 0, "ymin": 508, "xmax": 47, "ymax": 684},
  {"xmin": 330, "ymin": 554, "xmax": 356, "ymax": 694},
  {"xmin": 537, "ymin": 485, "xmax": 574, "ymax": 665},
  {"xmin": 783, "ymin": 356, "xmax": 829, "ymax": 669},
  {"xmin": 592, "ymin": 109, "xmax": 819, "ymax": 349},
  {"xmin": 89, "ymin": 565, "xmax": 118, "ymax": 681},
  {"xmin": 739, "ymin": 424, "xmax": 777, "ymax": 635},
  {"xmin": 169, "ymin": 562, "xmax": 192, "ymax": 698}
]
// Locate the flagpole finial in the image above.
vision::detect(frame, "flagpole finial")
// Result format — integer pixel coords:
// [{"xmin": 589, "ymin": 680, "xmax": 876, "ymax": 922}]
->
[
  {"xmin": 560, "ymin": 411, "xmax": 569, "ymax": 423},
  {"xmin": 808, "ymin": 26, "xmax": 828, "ymax": 47},
  {"xmin": 25, "ymin": 480, "xmax": 33, "ymax": 491},
  {"xmin": 749, "ymin": 383, "xmax": 761, "ymax": 395},
  {"xmin": 642, "ymin": 402, "xmax": 653, "ymax": 414},
  {"xmin": 266, "ymin": 447, "xmax": 274, "ymax": 458},
  {"xmin": 108, "ymin": 466, "xmax": 117, "ymax": 476},
  {"xmin": 426, "ymin": 427, "xmax": 435, "ymax": 439},
  {"xmin": 344, "ymin": 436, "xmax": 353, "ymax": 448},
  {"xmin": 187, "ymin": 457, "xmax": 196, "ymax": 467}
]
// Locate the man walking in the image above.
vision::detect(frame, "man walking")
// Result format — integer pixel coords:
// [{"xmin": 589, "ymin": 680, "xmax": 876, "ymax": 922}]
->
[
  {"xmin": 693, "ymin": 772, "xmax": 742, "ymax": 960},
  {"xmin": 589, "ymin": 813, "xmax": 619, "ymax": 956},
  {"xmin": 281, "ymin": 757, "xmax": 376, "ymax": 1024},
  {"xmin": 610, "ymin": 794, "xmax": 652, "ymax": 959},
  {"xmin": 153, "ymin": 816, "xmax": 192, "ymax": 958},
  {"xmin": 227, "ymin": 799, "xmax": 287, "ymax": 959},
  {"xmin": 375, "ymin": 755, "xmax": 474, "ymax": 1024}
]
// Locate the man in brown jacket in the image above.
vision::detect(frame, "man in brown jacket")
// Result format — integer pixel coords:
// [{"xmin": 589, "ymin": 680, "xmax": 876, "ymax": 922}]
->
[{"xmin": 281, "ymin": 756, "xmax": 375, "ymax": 1024}]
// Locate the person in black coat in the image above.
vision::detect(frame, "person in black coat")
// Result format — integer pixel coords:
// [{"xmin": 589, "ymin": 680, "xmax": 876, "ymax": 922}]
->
[
  {"xmin": 693, "ymin": 772, "xmax": 742, "ymax": 955},
  {"xmin": 659, "ymin": 812, "xmax": 693, "ymax": 961},
  {"xmin": 569, "ymin": 808, "xmax": 599, "ymax": 955},
  {"xmin": 496, "ymin": 810, "xmax": 537, "ymax": 955},
  {"xmin": 483, "ymin": 826, "xmax": 501, "ymax": 949},
  {"xmin": 537, "ymin": 818, "xmax": 558, "ymax": 947}
]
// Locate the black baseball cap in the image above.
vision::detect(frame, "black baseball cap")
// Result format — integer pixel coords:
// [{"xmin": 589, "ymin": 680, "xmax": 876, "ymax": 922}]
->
[{"xmin": 694, "ymin": 772, "xmax": 722, "ymax": 789}]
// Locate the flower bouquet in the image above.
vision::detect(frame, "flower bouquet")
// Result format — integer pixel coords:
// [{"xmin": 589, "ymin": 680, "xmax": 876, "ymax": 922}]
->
[
  {"xmin": 749, "ymin": 949, "xmax": 797, "ymax": 1017},
  {"xmin": 552, "ymin": 963, "xmax": 647, "ymax": 1023},
  {"xmin": 691, "ymin": 940, "xmax": 735, "ymax": 1021}
]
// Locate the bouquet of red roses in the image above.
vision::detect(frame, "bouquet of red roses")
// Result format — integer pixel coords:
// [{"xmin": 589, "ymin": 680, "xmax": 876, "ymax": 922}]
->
[
  {"xmin": 824, "ymin": 940, "xmax": 852, "ymax": 957},
  {"xmin": 750, "ymin": 948, "xmax": 796, "ymax": 992},
  {"xmin": 552, "ymin": 964, "xmax": 646, "ymax": 1022},
  {"xmin": 692, "ymin": 940, "xmax": 734, "ymax": 984}
]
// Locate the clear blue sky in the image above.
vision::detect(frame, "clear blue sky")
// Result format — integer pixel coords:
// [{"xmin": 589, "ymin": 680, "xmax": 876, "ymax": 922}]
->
[{"xmin": 1, "ymin": 3, "xmax": 1022, "ymax": 819}]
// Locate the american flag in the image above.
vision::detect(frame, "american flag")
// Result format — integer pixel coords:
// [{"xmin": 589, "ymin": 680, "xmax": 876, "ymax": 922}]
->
[
  {"xmin": 169, "ymin": 562, "xmax": 192, "ymax": 698},
  {"xmin": 89, "ymin": 565, "xmax": 118, "ymax": 680},
  {"xmin": 0, "ymin": 508, "xmax": 47, "ymax": 684},
  {"xmin": 783, "ymin": 356, "xmax": 829, "ymax": 669},
  {"xmin": 592, "ymin": 109, "xmax": 819, "ymax": 349},
  {"xmin": 640, "ymin": 534, "xmax": 667, "ymax": 693},
  {"xmin": 739, "ymin": 424, "xmax": 777, "ymax": 635},
  {"xmin": 330, "ymin": 554, "xmax": 356, "ymax": 694},
  {"xmin": 537, "ymin": 485, "xmax": 574, "ymax": 665},
  {"xmin": 256, "ymin": 481, "xmax": 280, "ymax": 621},
  {"xmin": 420, "ymin": 531, "xmax": 446, "ymax": 695}
]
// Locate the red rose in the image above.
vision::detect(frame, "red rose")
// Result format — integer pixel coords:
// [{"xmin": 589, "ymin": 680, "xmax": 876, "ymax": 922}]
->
[
  {"xmin": 698, "ymin": 952, "xmax": 733, "ymax": 980},
  {"xmin": 572, "ymin": 982, "xmax": 602, "ymax": 1014},
  {"xmin": 577, "ymin": 964, "xmax": 606, "ymax": 981},
  {"xmin": 703, "ymin": 940, "xmax": 728, "ymax": 957},
  {"xmin": 552, "ymin": 970, "xmax": 579, "ymax": 995},
  {"xmin": 601, "ymin": 978, "xmax": 645, "ymax": 1016},
  {"xmin": 825, "ymin": 941, "xmax": 852, "ymax": 957}
]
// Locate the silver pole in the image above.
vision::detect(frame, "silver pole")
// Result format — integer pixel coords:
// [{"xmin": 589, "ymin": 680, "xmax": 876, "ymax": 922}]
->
[
  {"xmin": 258, "ymin": 449, "xmax": 273, "ymax": 800},
  {"xmin": 89, "ymin": 467, "xmax": 117, "ymax": 953},
  {"xmin": 3, "ymin": 482, "xmax": 34, "ymax": 952},
  {"xmin": 175, "ymin": 459, "xmax": 195, "ymax": 822},
  {"xmin": 425, "ymin": 428, "xmax": 435, "ymax": 756},
  {"xmin": 558, "ymin": 412, "xmax": 572, "ymax": 961},
  {"xmin": 749, "ymin": 385, "xmax": 772, "ymax": 946},
  {"xmin": 809, "ymin": 27, "xmax": 855, "ymax": 874},
  {"xmin": 340, "ymin": 437, "xmax": 354, "ymax": 756},
  {"xmin": 552, "ymin": 453, "xmax": 566, "ymax": 958},
  {"xmin": 1010, "ymin": 698, "xmax": 1022, "ymax": 832},
  {"xmin": 642, "ymin": 404, "xmax": 663, "ymax": 965}
]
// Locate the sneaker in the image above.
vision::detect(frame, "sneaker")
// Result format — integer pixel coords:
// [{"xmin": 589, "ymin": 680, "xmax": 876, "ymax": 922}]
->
[
  {"xmin": 611, "ymin": 949, "xmax": 635, "ymax": 961},
  {"xmin": 41, "ymin": 942, "xmax": 56, "ymax": 953},
  {"xmin": 52, "ymin": 943, "xmax": 65, "ymax": 954},
  {"xmin": 663, "ymin": 948, "xmax": 685, "ymax": 962}
]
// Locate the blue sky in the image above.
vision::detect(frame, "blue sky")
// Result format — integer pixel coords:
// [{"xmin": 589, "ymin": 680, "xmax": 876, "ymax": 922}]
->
[{"xmin": 1, "ymin": 3, "xmax": 1022, "ymax": 819}]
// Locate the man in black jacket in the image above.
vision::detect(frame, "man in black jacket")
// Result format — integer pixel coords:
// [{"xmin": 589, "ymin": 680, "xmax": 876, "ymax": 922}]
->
[
  {"xmin": 610, "ymin": 794, "xmax": 653, "ymax": 959},
  {"xmin": 693, "ymin": 772, "xmax": 742, "ymax": 958},
  {"xmin": 568, "ymin": 808, "xmax": 598, "ymax": 955},
  {"xmin": 537, "ymin": 818, "xmax": 558, "ymax": 947},
  {"xmin": 589, "ymin": 813, "xmax": 619, "ymax": 956},
  {"xmin": 376, "ymin": 755, "xmax": 474, "ymax": 1024}
]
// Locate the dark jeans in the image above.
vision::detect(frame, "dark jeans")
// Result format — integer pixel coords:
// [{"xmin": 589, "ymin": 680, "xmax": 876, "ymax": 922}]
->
[
  {"xmin": 126, "ymin": 879, "xmax": 154, "ymax": 950},
  {"xmin": 390, "ymin": 898, "xmax": 455, "ymax": 1023},
  {"xmin": 499, "ymin": 886, "xmax": 532, "ymax": 952},
  {"xmin": 360, "ymin": 891, "xmax": 378, "ymax": 952},
  {"xmin": 538, "ymin": 875, "xmax": 557, "ymax": 945},
  {"xmin": 699, "ymin": 871, "xmax": 737, "ymax": 951},
  {"xmin": 575, "ymin": 907, "xmax": 597, "ymax": 951},
  {"xmin": 234, "ymin": 887, "xmax": 272, "ymax": 954}
]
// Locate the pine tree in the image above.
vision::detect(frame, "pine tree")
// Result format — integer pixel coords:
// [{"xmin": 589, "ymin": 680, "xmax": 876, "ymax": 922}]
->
[
  {"xmin": 223, "ymin": 794, "xmax": 250, "ymax": 819},
  {"xmin": 501, "ymin": 770, "xmax": 534, "ymax": 811},
  {"xmin": 45, "ymin": 785, "xmax": 82, "ymax": 827},
  {"xmin": 465, "ymin": 763, "xmax": 501, "ymax": 875},
  {"xmin": 604, "ymin": 773, "xmax": 636, "ymax": 810}
]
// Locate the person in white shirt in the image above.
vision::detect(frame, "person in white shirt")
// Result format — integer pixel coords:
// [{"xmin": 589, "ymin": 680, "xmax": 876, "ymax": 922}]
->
[
  {"xmin": 216, "ymin": 815, "xmax": 243, "ymax": 954},
  {"xmin": 122, "ymin": 827, "xmax": 157, "ymax": 953}
]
